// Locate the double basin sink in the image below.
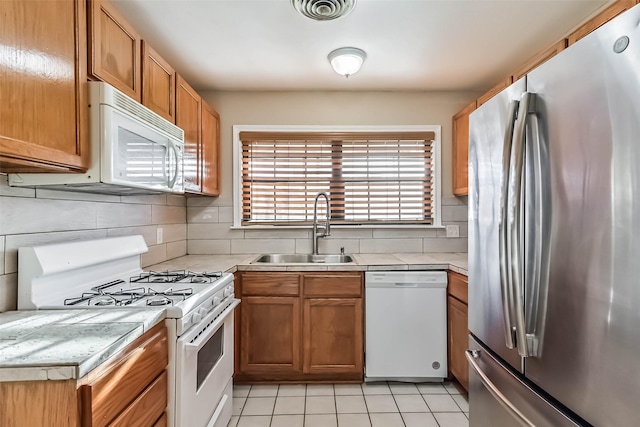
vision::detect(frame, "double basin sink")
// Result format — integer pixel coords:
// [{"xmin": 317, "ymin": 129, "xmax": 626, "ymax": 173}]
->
[{"xmin": 253, "ymin": 254, "xmax": 354, "ymax": 264}]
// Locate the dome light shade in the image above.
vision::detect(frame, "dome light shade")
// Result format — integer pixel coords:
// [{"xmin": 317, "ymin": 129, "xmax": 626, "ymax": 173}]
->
[{"xmin": 328, "ymin": 47, "xmax": 366, "ymax": 77}]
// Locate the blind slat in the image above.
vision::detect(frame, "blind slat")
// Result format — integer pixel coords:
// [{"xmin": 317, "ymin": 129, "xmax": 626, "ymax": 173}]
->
[{"xmin": 242, "ymin": 132, "xmax": 435, "ymax": 224}]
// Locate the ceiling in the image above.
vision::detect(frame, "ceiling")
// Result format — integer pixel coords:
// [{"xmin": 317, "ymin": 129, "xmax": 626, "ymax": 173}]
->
[{"xmin": 112, "ymin": 0, "xmax": 609, "ymax": 92}]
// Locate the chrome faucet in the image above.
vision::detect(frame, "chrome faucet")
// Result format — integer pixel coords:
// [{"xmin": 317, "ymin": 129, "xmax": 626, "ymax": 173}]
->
[{"xmin": 312, "ymin": 192, "xmax": 331, "ymax": 255}]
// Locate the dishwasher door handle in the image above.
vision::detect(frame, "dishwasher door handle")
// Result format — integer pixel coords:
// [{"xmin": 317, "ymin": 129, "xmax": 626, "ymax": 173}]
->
[{"xmin": 393, "ymin": 283, "xmax": 418, "ymax": 287}]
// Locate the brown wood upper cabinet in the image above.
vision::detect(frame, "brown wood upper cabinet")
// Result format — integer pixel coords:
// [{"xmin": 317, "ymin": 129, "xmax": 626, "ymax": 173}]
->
[
  {"xmin": 447, "ymin": 271, "xmax": 468, "ymax": 391},
  {"xmin": 568, "ymin": 0, "xmax": 637, "ymax": 46},
  {"xmin": 451, "ymin": 100, "xmax": 477, "ymax": 196},
  {"xmin": 88, "ymin": 0, "xmax": 142, "ymax": 101},
  {"xmin": 201, "ymin": 101, "xmax": 221, "ymax": 196},
  {"xmin": 176, "ymin": 75, "xmax": 202, "ymax": 193},
  {"xmin": 0, "ymin": 0, "xmax": 89, "ymax": 173},
  {"xmin": 176, "ymin": 75, "xmax": 221, "ymax": 196},
  {"xmin": 142, "ymin": 41, "xmax": 176, "ymax": 122},
  {"xmin": 236, "ymin": 272, "xmax": 364, "ymax": 383}
]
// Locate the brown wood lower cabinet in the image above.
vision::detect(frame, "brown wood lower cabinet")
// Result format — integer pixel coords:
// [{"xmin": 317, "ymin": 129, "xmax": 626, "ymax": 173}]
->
[
  {"xmin": 447, "ymin": 271, "xmax": 469, "ymax": 391},
  {"xmin": 303, "ymin": 298, "xmax": 363, "ymax": 375},
  {"xmin": 240, "ymin": 296, "xmax": 301, "ymax": 375},
  {"xmin": 0, "ymin": 324, "xmax": 168, "ymax": 427},
  {"xmin": 235, "ymin": 271, "xmax": 364, "ymax": 382}
]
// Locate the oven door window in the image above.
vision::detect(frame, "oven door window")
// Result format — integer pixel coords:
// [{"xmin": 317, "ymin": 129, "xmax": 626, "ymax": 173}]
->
[{"xmin": 197, "ymin": 325, "xmax": 224, "ymax": 390}]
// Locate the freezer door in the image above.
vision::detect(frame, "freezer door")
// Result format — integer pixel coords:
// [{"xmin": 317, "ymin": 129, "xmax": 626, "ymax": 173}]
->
[
  {"xmin": 469, "ymin": 78, "xmax": 525, "ymax": 373},
  {"xmin": 468, "ymin": 335, "xmax": 580, "ymax": 427},
  {"xmin": 524, "ymin": 5, "xmax": 640, "ymax": 426}
]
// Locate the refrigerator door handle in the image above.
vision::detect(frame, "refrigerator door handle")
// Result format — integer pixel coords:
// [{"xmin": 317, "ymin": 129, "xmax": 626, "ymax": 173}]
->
[
  {"xmin": 524, "ymin": 106, "xmax": 550, "ymax": 358},
  {"xmin": 466, "ymin": 349, "xmax": 536, "ymax": 427},
  {"xmin": 508, "ymin": 92, "xmax": 536, "ymax": 357},
  {"xmin": 499, "ymin": 100, "xmax": 520, "ymax": 350}
]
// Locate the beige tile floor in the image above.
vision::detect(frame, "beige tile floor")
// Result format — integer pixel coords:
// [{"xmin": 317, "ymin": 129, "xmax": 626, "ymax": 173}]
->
[{"xmin": 228, "ymin": 381, "xmax": 468, "ymax": 427}]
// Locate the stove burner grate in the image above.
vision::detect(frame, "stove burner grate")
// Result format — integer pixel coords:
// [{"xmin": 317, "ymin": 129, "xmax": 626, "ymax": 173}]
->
[{"xmin": 130, "ymin": 270, "xmax": 190, "ymax": 284}]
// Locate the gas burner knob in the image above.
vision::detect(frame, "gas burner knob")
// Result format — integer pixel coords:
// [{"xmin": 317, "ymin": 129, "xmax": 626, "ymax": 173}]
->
[
  {"xmin": 230, "ymin": 285, "xmax": 235, "ymax": 294},
  {"xmin": 199, "ymin": 307, "xmax": 208, "ymax": 317},
  {"xmin": 224, "ymin": 287, "xmax": 231, "ymax": 297},
  {"xmin": 213, "ymin": 296, "xmax": 221, "ymax": 306},
  {"xmin": 192, "ymin": 312, "xmax": 203, "ymax": 323}
]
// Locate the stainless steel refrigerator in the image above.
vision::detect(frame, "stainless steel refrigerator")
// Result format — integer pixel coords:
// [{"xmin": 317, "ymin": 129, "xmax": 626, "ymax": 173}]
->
[{"xmin": 468, "ymin": 5, "xmax": 640, "ymax": 427}]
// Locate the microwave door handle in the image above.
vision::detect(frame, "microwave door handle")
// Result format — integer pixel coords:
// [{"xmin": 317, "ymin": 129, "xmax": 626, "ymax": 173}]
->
[
  {"xmin": 499, "ymin": 99, "xmax": 519, "ymax": 350},
  {"xmin": 168, "ymin": 141, "xmax": 179, "ymax": 189}
]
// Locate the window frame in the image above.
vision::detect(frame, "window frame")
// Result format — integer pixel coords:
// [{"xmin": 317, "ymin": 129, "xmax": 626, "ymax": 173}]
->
[{"xmin": 232, "ymin": 125, "xmax": 442, "ymax": 229}]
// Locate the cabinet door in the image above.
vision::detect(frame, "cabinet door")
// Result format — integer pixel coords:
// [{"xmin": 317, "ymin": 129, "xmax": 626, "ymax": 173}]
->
[
  {"xmin": 88, "ymin": 0, "xmax": 141, "ymax": 101},
  {"xmin": 0, "ymin": 0, "xmax": 88, "ymax": 173},
  {"xmin": 452, "ymin": 100, "xmax": 476, "ymax": 196},
  {"xmin": 240, "ymin": 296, "xmax": 301, "ymax": 374},
  {"xmin": 303, "ymin": 298, "xmax": 363, "ymax": 375},
  {"xmin": 142, "ymin": 41, "xmax": 175, "ymax": 123},
  {"xmin": 176, "ymin": 75, "xmax": 202, "ymax": 193},
  {"xmin": 448, "ymin": 295, "xmax": 469, "ymax": 391},
  {"xmin": 200, "ymin": 102, "xmax": 221, "ymax": 196}
]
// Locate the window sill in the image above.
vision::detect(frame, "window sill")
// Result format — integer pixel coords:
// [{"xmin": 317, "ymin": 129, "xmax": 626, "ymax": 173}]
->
[{"xmin": 230, "ymin": 224, "xmax": 445, "ymax": 230}]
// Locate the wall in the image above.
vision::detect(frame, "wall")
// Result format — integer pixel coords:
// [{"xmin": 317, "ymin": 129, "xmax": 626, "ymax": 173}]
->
[
  {"xmin": 0, "ymin": 176, "xmax": 187, "ymax": 312},
  {"xmin": 188, "ymin": 90, "xmax": 474, "ymax": 255}
]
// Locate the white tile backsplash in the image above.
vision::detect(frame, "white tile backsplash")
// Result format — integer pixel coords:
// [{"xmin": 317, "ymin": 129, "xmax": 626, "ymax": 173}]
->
[
  {"xmin": 141, "ymin": 244, "xmax": 167, "ymax": 268},
  {"xmin": 0, "ymin": 273, "xmax": 17, "ymax": 312},
  {"xmin": 358, "ymin": 238, "xmax": 423, "ymax": 253},
  {"xmin": 188, "ymin": 239, "xmax": 231, "ymax": 254},
  {"xmin": 152, "ymin": 205, "xmax": 187, "ymax": 224},
  {"xmin": 188, "ymin": 223, "xmax": 243, "ymax": 240},
  {"xmin": 231, "ymin": 238, "xmax": 296, "ymax": 254},
  {"xmin": 187, "ymin": 207, "xmax": 219, "ymax": 223},
  {"xmin": 0, "ymin": 197, "xmax": 97, "ymax": 234},
  {"xmin": 0, "ymin": 174, "xmax": 187, "ymax": 312},
  {"xmin": 96, "ymin": 203, "xmax": 151, "ymax": 228},
  {"xmin": 167, "ymin": 240, "xmax": 187, "ymax": 259},
  {"xmin": 0, "ymin": 236, "xmax": 4, "ymax": 276}
]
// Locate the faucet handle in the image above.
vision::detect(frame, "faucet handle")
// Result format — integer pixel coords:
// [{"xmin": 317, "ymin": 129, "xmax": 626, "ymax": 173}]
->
[{"xmin": 340, "ymin": 246, "xmax": 345, "ymax": 255}]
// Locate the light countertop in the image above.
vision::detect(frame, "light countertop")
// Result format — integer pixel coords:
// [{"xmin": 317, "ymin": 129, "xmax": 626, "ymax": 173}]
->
[
  {"xmin": 147, "ymin": 253, "xmax": 468, "ymax": 276},
  {"xmin": 0, "ymin": 308, "xmax": 166, "ymax": 382}
]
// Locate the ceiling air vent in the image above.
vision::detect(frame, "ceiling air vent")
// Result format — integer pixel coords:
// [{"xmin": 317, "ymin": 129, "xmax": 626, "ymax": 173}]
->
[{"xmin": 292, "ymin": 0, "xmax": 357, "ymax": 21}]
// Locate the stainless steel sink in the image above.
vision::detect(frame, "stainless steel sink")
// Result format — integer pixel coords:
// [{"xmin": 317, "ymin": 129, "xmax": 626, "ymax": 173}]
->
[{"xmin": 253, "ymin": 254, "xmax": 354, "ymax": 264}]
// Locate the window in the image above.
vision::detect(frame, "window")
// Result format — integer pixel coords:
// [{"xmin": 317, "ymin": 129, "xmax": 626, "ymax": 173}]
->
[{"xmin": 234, "ymin": 126, "xmax": 441, "ymax": 227}]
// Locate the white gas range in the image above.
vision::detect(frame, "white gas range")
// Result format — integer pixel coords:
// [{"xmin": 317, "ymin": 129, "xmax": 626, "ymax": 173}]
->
[{"xmin": 17, "ymin": 235, "xmax": 238, "ymax": 427}]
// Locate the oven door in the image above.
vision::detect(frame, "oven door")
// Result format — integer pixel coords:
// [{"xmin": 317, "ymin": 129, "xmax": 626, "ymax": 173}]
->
[{"xmin": 175, "ymin": 299, "xmax": 239, "ymax": 427}]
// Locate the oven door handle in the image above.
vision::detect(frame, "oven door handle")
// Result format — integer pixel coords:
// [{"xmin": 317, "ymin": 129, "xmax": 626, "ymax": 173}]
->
[{"xmin": 184, "ymin": 299, "xmax": 240, "ymax": 353}]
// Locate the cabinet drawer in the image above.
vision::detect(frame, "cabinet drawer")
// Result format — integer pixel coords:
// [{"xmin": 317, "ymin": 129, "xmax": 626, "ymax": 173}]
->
[
  {"xmin": 81, "ymin": 325, "xmax": 168, "ymax": 427},
  {"xmin": 153, "ymin": 413, "xmax": 167, "ymax": 427},
  {"xmin": 303, "ymin": 274, "xmax": 362, "ymax": 298},
  {"xmin": 448, "ymin": 271, "xmax": 468, "ymax": 305},
  {"xmin": 241, "ymin": 273, "xmax": 300, "ymax": 296},
  {"xmin": 109, "ymin": 370, "xmax": 167, "ymax": 427}
]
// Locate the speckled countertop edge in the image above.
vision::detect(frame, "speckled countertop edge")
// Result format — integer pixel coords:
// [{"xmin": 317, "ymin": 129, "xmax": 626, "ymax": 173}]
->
[
  {"xmin": 147, "ymin": 253, "xmax": 468, "ymax": 276},
  {"xmin": 0, "ymin": 308, "xmax": 166, "ymax": 382}
]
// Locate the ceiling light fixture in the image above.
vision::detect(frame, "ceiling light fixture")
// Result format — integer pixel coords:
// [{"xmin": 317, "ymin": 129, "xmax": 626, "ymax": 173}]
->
[
  {"xmin": 328, "ymin": 47, "xmax": 366, "ymax": 78},
  {"xmin": 292, "ymin": 0, "xmax": 357, "ymax": 21}
]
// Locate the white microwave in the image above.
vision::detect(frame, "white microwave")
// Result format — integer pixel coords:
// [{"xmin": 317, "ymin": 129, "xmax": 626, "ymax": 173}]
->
[{"xmin": 10, "ymin": 82, "xmax": 184, "ymax": 195}]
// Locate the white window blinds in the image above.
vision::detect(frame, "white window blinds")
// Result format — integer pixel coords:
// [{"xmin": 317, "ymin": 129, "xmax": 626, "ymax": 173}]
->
[{"xmin": 240, "ymin": 131, "xmax": 436, "ymax": 225}]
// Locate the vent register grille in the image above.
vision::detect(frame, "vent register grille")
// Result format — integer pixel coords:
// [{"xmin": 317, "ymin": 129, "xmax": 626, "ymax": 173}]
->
[
  {"xmin": 112, "ymin": 91, "xmax": 184, "ymax": 141},
  {"xmin": 292, "ymin": 0, "xmax": 357, "ymax": 21}
]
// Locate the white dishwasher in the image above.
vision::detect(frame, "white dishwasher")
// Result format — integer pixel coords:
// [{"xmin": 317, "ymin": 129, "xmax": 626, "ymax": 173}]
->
[{"xmin": 365, "ymin": 271, "xmax": 447, "ymax": 382}]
